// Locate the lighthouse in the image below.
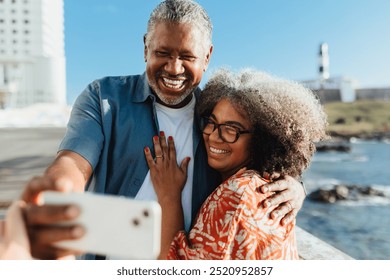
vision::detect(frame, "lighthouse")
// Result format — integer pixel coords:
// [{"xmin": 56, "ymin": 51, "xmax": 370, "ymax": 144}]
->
[{"xmin": 318, "ymin": 43, "xmax": 329, "ymax": 80}]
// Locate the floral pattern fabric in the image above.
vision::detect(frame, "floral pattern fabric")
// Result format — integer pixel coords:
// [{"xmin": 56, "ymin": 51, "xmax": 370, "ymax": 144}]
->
[{"xmin": 167, "ymin": 170, "xmax": 299, "ymax": 260}]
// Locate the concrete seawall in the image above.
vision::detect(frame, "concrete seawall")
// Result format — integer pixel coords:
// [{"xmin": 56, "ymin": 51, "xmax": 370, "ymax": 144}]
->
[{"xmin": 0, "ymin": 127, "xmax": 353, "ymax": 260}]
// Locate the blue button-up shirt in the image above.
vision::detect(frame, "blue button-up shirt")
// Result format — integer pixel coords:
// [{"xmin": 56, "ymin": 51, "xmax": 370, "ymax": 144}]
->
[{"xmin": 59, "ymin": 72, "xmax": 219, "ymax": 223}]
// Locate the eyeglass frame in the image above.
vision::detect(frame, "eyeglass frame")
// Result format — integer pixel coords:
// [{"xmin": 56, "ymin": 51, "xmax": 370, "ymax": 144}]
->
[{"xmin": 200, "ymin": 116, "xmax": 254, "ymax": 143}]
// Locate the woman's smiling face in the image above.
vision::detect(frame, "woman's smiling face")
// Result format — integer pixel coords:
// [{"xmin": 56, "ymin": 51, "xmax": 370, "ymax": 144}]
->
[{"xmin": 203, "ymin": 99, "xmax": 253, "ymax": 180}]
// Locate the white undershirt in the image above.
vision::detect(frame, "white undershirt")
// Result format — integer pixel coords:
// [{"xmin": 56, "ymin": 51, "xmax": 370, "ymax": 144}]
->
[{"xmin": 135, "ymin": 95, "xmax": 195, "ymax": 232}]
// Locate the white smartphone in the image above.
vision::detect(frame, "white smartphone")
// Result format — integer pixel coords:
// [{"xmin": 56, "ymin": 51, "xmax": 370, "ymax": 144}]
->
[{"xmin": 42, "ymin": 191, "xmax": 161, "ymax": 260}]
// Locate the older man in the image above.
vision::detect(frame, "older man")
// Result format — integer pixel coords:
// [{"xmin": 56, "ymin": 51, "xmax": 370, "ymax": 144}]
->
[{"xmin": 22, "ymin": 0, "xmax": 305, "ymax": 259}]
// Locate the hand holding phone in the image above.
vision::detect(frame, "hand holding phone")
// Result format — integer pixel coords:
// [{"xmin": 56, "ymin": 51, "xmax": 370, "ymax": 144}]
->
[{"xmin": 42, "ymin": 191, "xmax": 161, "ymax": 259}]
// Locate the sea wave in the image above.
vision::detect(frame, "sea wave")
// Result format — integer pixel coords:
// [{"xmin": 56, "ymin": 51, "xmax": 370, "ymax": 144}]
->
[
  {"xmin": 303, "ymin": 177, "xmax": 342, "ymax": 189},
  {"xmin": 352, "ymin": 156, "xmax": 369, "ymax": 162},
  {"xmin": 338, "ymin": 196, "xmax": 390, "ymax": 206},
  {"xmin": 312, "ymin": 155, "xmax": 369, "ymax": 163},
  {"xmin": 312, "ymin": 154, "xmax": 355, "ymax": 162},
  {"xmin": 350, "ymin": 137, "xmax": 390, "ymax": 145},
  {"xmin": 371, "ymin": 185, "xmax": 390, "ymax": 193},
  {"xmin": 312, "ymin": 156, "xmax": 344, "ymax": 162}
]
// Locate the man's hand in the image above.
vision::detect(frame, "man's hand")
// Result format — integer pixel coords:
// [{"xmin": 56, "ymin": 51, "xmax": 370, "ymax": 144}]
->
[
  {"xmin": 22, "ymin": 176, "xmax": 85, "ymax": 259},
  {"xmin": 259, "ymin": 174, "xmax": 306, "ymax": 226}
]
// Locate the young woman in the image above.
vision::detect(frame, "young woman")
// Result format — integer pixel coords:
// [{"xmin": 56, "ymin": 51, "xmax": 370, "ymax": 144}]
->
[{"xmin": 144, "ymin": 68, "xmax": 328, "ymax": 259}]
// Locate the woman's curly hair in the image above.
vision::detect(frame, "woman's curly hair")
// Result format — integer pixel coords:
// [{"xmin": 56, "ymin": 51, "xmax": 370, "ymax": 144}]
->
[{"xmin": 197, "ymin": 68, "xmax": 329, "ymax": 178}]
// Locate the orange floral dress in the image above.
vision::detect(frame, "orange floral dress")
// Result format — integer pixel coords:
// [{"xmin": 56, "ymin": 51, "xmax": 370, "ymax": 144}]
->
[{"xmin": 167, "ymin": 170, "xmax": 299, "ymax": 260}]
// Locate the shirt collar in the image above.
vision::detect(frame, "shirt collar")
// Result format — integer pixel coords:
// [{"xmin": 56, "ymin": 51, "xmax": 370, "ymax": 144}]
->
[{"xmin": 132, "ymin": 72, "xmax": 155, "ymax": 103}]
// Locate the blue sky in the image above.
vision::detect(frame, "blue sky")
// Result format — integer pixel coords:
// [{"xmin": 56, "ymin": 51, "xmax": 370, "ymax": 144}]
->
[{"xmin": 64, "ymin": 0, "xmax": 390, "ymax": 104}]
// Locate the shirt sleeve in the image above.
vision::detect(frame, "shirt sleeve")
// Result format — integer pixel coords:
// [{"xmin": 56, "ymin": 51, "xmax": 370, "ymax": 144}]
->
[
  {"xmin": 58, "ymin": 81, "xmax": 104, "ymax": 170},
  {"xmin": 166, "ymin": 231, "xmax": 217, "ymax": 260},
  {"xmin": 166, "ymin": 231, "xmax": 197, "ymax": 260}
]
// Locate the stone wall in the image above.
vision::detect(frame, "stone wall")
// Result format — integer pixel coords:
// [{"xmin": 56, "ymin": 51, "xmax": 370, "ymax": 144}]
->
[
  {"xmin": 356, "ymin": 88, "xmax": 390, "ymax": 100},
  {"xmin": 313, "ymin": 87, "xmax": 390, "ymax": 104},
  {"xmin": 312, "ymin": 89, "xmax": 341, "ymax": 103}
]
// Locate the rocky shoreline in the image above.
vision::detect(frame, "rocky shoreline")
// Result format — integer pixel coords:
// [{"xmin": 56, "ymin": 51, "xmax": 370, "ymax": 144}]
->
[
  {"xmin": 316, "ymin": 130, "xmax": 390, "ymax": 152},
  {"xmin": 311, "ymin": 130, "xmax": 389, "ymax": 203},
  {"xmin": 329, "ymin": 130, "xmax": 390, "ymax": 142},
  {"xmin": 308, "ymin": 184, "xmax": 386, "ymax": 203}
]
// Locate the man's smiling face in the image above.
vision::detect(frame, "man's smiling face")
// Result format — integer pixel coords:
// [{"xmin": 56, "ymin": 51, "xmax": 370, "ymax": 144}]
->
[{"xmin": 144, "ymin": 22, "xmax": 212, "ymax": 107}]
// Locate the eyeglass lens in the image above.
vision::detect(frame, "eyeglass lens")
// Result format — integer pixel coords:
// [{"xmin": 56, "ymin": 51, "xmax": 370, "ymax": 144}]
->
[{"xmin": 202, "ymin": 118, "xmax": 239, "ymax": 143}]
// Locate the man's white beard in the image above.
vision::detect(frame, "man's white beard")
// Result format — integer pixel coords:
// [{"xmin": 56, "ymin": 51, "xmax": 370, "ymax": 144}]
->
[
  {"xmin": 148, "ymin": 75, "xmax": 195, "ymax": 106},
  {"xmin": 154, "ymin": 88, "xmax": 194, "ymax": 106}
]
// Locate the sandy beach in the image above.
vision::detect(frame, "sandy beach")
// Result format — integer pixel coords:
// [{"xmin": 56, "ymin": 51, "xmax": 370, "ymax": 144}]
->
[{"xmin": 0, "ymin": 127, "xmax": 66, "ymax": 215}]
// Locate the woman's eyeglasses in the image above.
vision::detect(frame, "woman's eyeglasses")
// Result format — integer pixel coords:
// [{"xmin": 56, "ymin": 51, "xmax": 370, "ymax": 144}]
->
[{"xmin": 200, "ymin": 117, "xmax": 253, "ymax": 143}]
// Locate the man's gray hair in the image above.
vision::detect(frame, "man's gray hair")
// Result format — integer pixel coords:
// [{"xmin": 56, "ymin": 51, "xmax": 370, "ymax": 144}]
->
[{"xmin": 145, "ymin": 0, "xmax": 212, "ymax": 47}]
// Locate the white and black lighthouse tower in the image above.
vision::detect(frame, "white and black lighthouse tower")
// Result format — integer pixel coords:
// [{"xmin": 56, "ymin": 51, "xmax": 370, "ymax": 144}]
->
[{"xmin": 318, "ymin": 43, "xmax": 330, "ymax": 80}]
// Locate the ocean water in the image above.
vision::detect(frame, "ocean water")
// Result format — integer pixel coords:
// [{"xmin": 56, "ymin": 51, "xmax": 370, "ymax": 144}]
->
[{"xmin": 298, "ymin": 140, "xmax": 390, "ymax": 260}]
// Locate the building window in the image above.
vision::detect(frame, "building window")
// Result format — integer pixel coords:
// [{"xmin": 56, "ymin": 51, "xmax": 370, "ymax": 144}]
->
[
  {"xmin": 24, "ymin": 19, "xmax": 29, "ymax": 24},
  {"xmin": 12, "ymin": 29, "xmax": 17, "ymax": 34},
  {"xmin": 12, "ymin": 19, "xmax": 17, "ymax": 24},
  {"xmin": 24, "ymin": 30, "xmax": 29, "ymax": 34}
]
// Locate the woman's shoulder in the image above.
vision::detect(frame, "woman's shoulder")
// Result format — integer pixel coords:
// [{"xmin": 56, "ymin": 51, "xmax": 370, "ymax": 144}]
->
[
  {"xmin": 229, "ymin": 169, "xmax": 268, "ymax": 184},
  {"xmin": 219, "ymin": 170, "xmax": 273, "ymax": 224},
  {"xmin": 224, "ymin": 169, "xmax": 269, "ymax": 195}
]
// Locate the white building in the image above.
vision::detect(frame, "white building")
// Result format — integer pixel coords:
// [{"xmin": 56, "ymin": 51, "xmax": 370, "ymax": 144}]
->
[
  {"xmin": 301, "ymin": 43, "xmax": 358, "ymax": 103},
  {"xmin": 0, "ymin": 0, "xmax": 66, "ymax": 108},
  {"xmin": 302, "ymin": 76, "xmax": 359, "ymax": 103}
]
